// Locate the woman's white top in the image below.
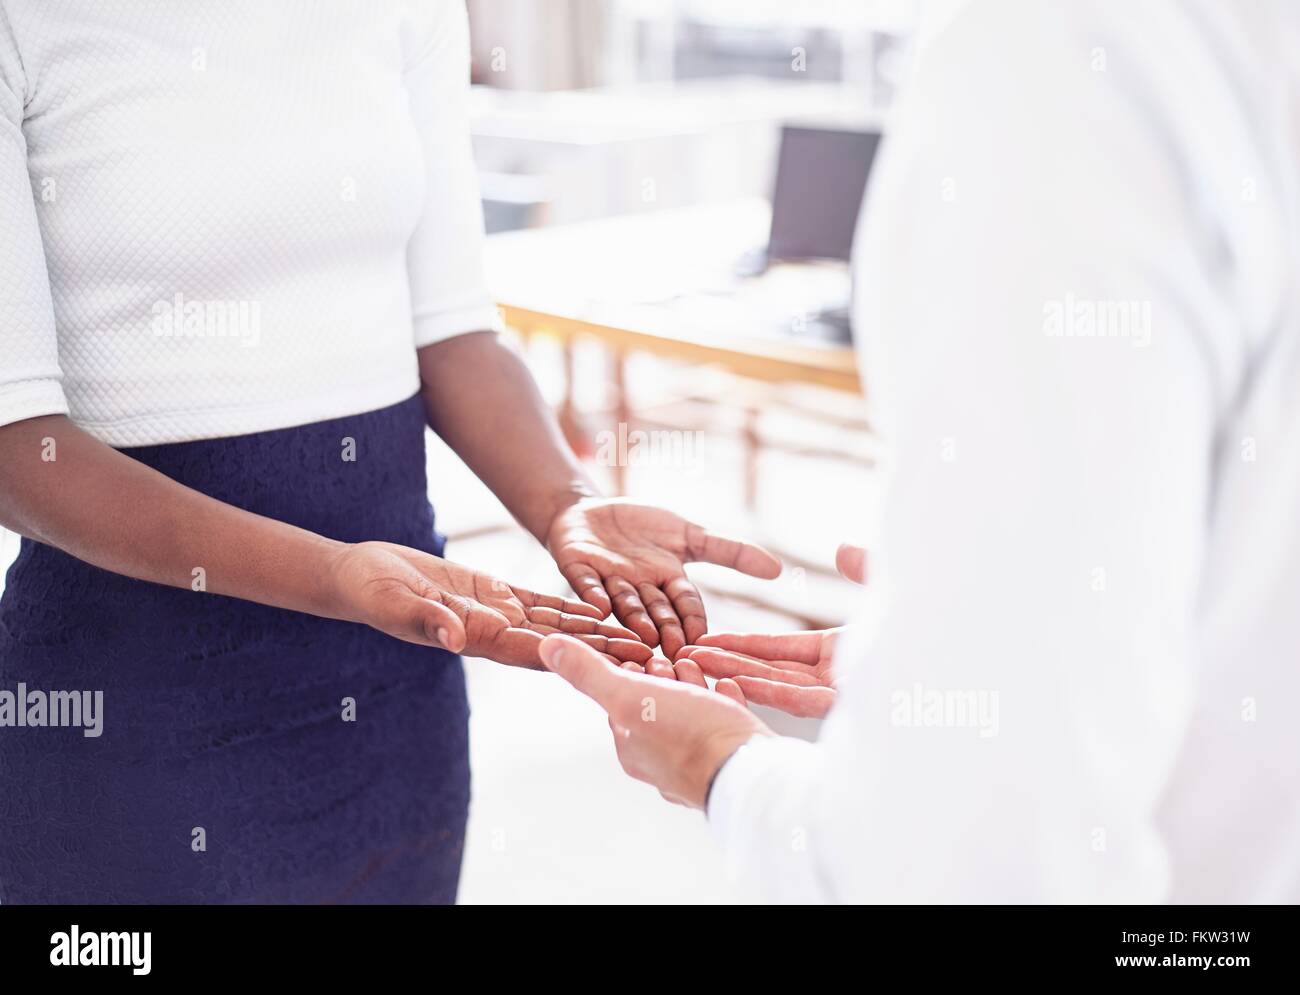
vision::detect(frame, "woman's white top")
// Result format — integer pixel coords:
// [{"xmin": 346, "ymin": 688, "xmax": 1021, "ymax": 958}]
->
[
  {"xmin": 0, "ymin": 1, "xmax": 497, "ymax": 446},
  {"xmin": 709, "ymin": 0, "xmax": 1300, "ymax": 903}
]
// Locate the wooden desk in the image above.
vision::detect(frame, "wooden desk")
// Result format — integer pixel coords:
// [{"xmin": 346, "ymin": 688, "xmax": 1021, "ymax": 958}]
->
[
  {"xmin": 484, "ymin": 201, "xmax": 868, "ymax": 627},
  {"xmin": 485, "ymin": 199, "xmax": 861, "ymax": 395}
]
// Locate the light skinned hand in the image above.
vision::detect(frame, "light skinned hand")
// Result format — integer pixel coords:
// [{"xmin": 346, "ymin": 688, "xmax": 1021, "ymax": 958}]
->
[
  {"xmin": 675, "ymin": 542, "xmax": 866, "ymax": 718},
  {"xmin": 326, "ymin": 540, "xmax": 652, "ymax": 669},
  {"xmin": 680, "ymin": 629, "xmax": 840, "ymax": 718},
  {"xmin": 540, "ymin": 633, "xmax": 769, "ymax": 808},
  {"xmin": 834, "ymin": 541, "xmax": 866, "ymax": 584},
  {"xmin": 546, "ymin": 498, "xmax": 782, "ymax": 660}
]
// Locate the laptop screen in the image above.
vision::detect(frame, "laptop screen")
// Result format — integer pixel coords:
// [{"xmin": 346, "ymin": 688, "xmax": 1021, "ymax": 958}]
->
[{"xmin": 767, "ymin": 126, "xmax": 881, "ymax": 264}]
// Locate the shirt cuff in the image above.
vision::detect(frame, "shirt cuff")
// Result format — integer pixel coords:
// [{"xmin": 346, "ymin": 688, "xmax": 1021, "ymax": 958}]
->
[
  {"xmin": 0, "ymin": 378, "xmax": 69, "ymax": 430},
  {"xmin": 412, "ymin": 302, "xmax": 502, "ymax": 348},
  {"xmin": 706, "ymin": 734, "xmax": 818, "ymax": 851}
]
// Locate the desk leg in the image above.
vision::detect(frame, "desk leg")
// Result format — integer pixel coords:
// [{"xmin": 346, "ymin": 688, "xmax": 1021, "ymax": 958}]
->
[
  {"xmin": 609, "ymin": 349, "xmax": 629, "ymax": 496},
  {"xmin": 743, "ymin": 405, "xmax": 760, "ymax": 514},
  {"xmin": 557, "ymin": 338, "xmax": 587, "ymax": 457}
]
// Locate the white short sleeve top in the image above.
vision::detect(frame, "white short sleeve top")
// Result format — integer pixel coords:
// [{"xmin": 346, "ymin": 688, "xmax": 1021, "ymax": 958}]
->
[{"xmin": 0, "ymin": 0, "xmax": 498, "ymax": 446}]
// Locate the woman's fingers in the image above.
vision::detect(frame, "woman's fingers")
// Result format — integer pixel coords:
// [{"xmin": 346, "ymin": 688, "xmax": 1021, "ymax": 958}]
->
[
  {"xmin": 663, "ymin": 575, "xmax": 707, "ymax": 650},
  {"xmin": 638, "ymin": 656, "xmax": 673, "ymax": 681},
  {"xmin": 558, "ymin": 561, "xmax": 613, "ymax": 616},
  {"xmin": 523, "ymin": 608, "xmax": 651, "ymax": 663},
  {"xmin": 598, "ymin": 636, "xmax": 655, "ymax": 663},
  {"xmin": 511, "ymin": 585, "xmax": 605, "ymax": 620},
  {"xmin": 637, "ymin": 582, "xmax": 685, "ymax": 660},
  {"xmin": 523, "ymin": 605, "xmax": 639, "ymax": 642},
  {"xmin": 688, "ymin": 629, "xmax": 824, "ymax": 665},
  {"xmin": 378, "ymin": 588, "xmax": 467, "ymax": 651},
  {"xmin": 603, "ymin": 574, "xmax": 658, "ymax": 647},
  {"xmin": 733, "ymin": 676, "xmax": 836, "ymax": 719},
  {"xmin": 562, "ymin": 632, "xmax": 654, "ymax": 664},
  {"xmin": 687, "ymin": 647, "xmax": 823, "ymax": 687},
  {"xmin": 683, "ymin": 523, "xmax": 782, "ymax": 579},
  {"xmin": 479, "ymin": 626, "xmax": 548, "ymax": 669}
]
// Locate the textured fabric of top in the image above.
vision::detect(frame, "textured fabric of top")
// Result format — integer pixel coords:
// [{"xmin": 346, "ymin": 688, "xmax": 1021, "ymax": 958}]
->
[{"xmin": 0, "ymin": 1, "xmax": 498, "ymax": 446}]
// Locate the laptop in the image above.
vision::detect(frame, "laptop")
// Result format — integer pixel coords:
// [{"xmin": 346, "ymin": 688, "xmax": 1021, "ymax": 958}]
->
[
  {"xmin": 767, "ymin": 125, "xmax": 881, "ymax": 266},
  {"xmin": 733, "ymin": 125, "xmax": 881, "ymax": 343}
]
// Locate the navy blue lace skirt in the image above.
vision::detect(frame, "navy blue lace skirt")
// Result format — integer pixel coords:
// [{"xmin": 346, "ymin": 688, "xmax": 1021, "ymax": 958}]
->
[{"xmin": 0, "ymin": 395, "xmax": 470, "ymax": 903}]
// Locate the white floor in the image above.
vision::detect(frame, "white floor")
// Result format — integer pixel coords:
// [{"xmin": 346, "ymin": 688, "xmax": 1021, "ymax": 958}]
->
[{"xmin": 459, "ymin": 652, "xmax": 742, "ymax": 903}]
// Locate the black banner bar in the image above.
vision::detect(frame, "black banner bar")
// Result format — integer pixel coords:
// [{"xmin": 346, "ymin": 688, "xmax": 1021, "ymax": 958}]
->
[{"xmin": 0, "ymin": 905, "xmax": 1284, "ymax": 984}]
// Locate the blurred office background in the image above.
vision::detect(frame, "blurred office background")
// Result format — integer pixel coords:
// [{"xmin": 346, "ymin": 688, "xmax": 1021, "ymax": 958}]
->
[
  {"xmin": 451, "ymin": 0, "xmax": 914, "ymax": 903},
  {"xmin": 0, "ymin": 0, "xmax": 916, "ymax": 903}
]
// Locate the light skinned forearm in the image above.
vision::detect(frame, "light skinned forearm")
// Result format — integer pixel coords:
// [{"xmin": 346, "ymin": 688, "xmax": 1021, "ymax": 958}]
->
[
  {"xmin": 417, "ymin": 331, "xmax": 598, "ymax": 542},
  {"xmin": 0, "ymin": 414, "xmax": 346, "ymax": 618}
]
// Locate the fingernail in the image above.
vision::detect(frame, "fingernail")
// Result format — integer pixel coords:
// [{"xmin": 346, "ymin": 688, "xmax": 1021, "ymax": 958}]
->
[{"xmin": 436, "ymin": 628, "xmax": 450, "ymax": 647}]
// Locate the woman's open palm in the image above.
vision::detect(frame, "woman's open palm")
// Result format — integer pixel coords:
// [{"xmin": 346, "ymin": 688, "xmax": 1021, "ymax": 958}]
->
[
  {"xmin": 546, "ymin": 498, "xmax": 782, "ymax": 659},
  {"xmin": 328, "ymin": 540, "xmax": 652, "ymax": 669}
]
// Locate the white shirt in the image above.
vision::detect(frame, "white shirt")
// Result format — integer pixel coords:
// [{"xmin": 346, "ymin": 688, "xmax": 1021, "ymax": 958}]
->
[
  {"xmin": 709, "ymin": 0, "xmax": 1300, "ymax": 903},
  {"xmin": 0, "ymin": 1, "xmax": 496, "ymax": 447}
]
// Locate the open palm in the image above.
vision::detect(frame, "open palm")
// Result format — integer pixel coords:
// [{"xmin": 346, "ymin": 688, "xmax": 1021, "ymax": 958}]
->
[
  {"xmin": 673, "ymin": 543, "xmax": 866, "ymax": 717},
  {"xmin": 680, "ymin": 629, "xmax": 840, "ymax": 718},
  {"xmin": 545, "ymin": 498, "xmax": 782, "ymax": 659},
  {"xmin": 328, "ymin": 540, "xmax": 651, "ymax": 669}
]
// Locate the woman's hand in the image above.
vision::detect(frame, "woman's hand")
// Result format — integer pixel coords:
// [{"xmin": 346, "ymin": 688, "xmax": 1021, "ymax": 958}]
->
[
  {"xmin": 416, "ymin": 337, "xmax": 782, "ymax": 659},
  {"xmin": 325, "ymin": 541, "xmax": 653, "ymax": 669},
  {"xmin": 545, "ymin": 498, "xmax": 782, "ymax": 660}
]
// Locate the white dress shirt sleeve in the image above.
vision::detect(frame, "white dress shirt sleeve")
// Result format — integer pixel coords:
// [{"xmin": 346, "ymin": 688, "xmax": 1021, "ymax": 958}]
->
[
  {"xmin": 402, "ymin": 1, "xmax": 500, "ymax": 348},
  {"xmin": 707, "ymin": 735, "xmax": 833, "ymax": 903},
  {"xmin": 708, "ymin": 0, "xmax": 1260, "ymax": 902},
  {"xmin": 0, "ymin": 9, "xmax": 68, "ymax": 430}
]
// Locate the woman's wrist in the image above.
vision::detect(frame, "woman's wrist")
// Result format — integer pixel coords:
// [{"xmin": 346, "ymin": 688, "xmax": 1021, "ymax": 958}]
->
[
  {"xmin": 297, "ymin": 533, "xmax": 355, "ymax": 621},
  {"xmin": 536, "ymin": 481, "xmax": 600, "ymax": 545}
]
